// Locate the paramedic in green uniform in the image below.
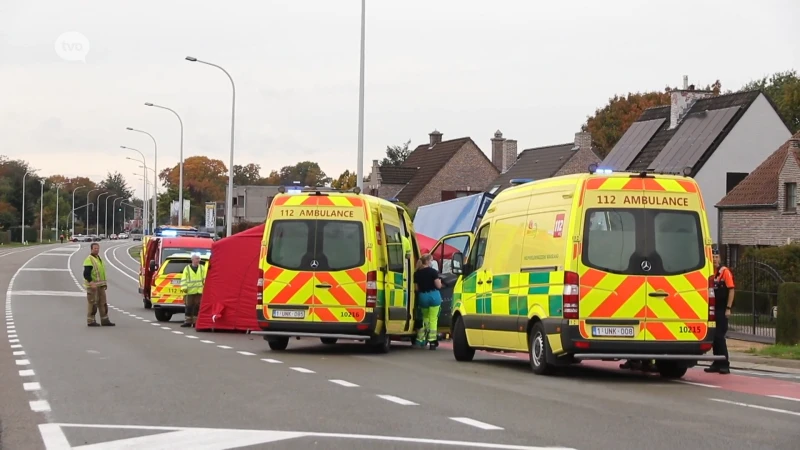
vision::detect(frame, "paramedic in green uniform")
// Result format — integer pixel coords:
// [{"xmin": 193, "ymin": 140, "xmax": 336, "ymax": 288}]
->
[{"xmin": 83, "ymin": 243, "xmax": 115, "ymax": 327}]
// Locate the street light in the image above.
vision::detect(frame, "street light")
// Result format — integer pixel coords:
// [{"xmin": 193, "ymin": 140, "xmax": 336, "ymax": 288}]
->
[
  {"xmin": 145, "ymin": 102, "xmax": 185, "ymax": 225},
  {"xmin": 54, "ymin": 183, "xmax": 63, "ymax": 239},
  {"xmin": 126, "ymin": 128, "xmax": 158, "ymax": 231},
  {"xmin": 71, "ymin": 185, "xmax": 86, "ymax": 237},
  {"xmin": 356, "ymin": 0, "xmax": 367, "ymax": 191},
  {"xmin": 86, "ymin": 188, "xmax": 101, "ymax": 235},
  {"xmin": 105, "ymin": 194, "xmax": 117, "ymax": 236},
  {"xmin": 38, "ymin": 179, "xmax": 45, "ymax": 243},
  {"xmin": 185, "ymin": 55, "xmax": 236, "ymax": 237},
  {"xmin": 21, "ymin": 170, "xmax": 34, "ymax": 244},
  {"xmin": 131, "ymin": 176, "xmax": 148, "ymax": 232},
  {"xmin": 122, "ymin": 146, "xmax": 150, "ymax": 233},
  {"xmin": 96, "ymin": 192, "xmax": 110, "ymax": 235}
]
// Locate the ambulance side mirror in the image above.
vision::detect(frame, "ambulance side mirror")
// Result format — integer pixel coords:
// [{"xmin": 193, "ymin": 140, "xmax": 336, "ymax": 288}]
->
[
  {"xmin": 149, "ymin": 260, "xmax": 157, "ymax": 273},
  {"xmin": 451, "ymin": 252, "xmax": 464, "ymax": 275}
]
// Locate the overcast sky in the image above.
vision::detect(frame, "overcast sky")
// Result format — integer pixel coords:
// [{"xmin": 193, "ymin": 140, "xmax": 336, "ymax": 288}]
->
[{"xmin": 1, "ymin": 0, "xmax": 797, "ymax": 200}]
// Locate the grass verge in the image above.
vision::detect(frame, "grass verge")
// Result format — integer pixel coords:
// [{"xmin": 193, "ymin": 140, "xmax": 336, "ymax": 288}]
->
[
  {"xmin": 128, "ymin": 246, "xmax": 141, "ymax": 259},
  {"xmin": 744, "ymin": 344, "xmax": 800, "ymax": 360}
]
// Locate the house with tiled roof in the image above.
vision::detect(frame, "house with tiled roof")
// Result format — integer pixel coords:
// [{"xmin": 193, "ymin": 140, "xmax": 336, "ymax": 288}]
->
[
  {"xmin": 716, "ymin": 133, "xmax": 800, "ymax": 262},
  {"xmin": 600, "ymin": 79, "xmax": 791, "ymax": 243},
  {"xmin": 366, "ymin": 130, "xmax": 499, "ymax": 209},
  {"xmin": 488, "ymin": 131, "xmax": 601, "ymax": 194}
]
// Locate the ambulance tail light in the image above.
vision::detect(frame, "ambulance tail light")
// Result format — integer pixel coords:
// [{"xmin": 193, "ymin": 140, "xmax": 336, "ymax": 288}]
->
[
  {"xmin": 563, "ymin": 271, "xmax": 580, "ymax": 319},
  {"xmin": 366, "ymin": 271, "xmax": 378, "ymax": 308},
  {"xmin": 708, "ymin": 275, "xmax": 716, "ymax": 321},
  {"xmin": 257, "ymin": 269, "xmax": 264, "ymax": 288}
]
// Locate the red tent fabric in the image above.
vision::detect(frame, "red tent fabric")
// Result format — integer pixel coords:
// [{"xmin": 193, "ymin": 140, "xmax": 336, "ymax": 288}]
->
[
  {"xmin": 416, "ymin": 233, "xmax": 460, "ymax": 258},
  {"xmin": 196, "ymin": 225, "xmax": 264, "ymax": 332}
]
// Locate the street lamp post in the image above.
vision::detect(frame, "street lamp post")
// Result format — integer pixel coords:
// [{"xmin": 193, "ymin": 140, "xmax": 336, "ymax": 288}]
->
[
  {"xmin": 71, "ymin": 185, "xmax": 86, "ymax": 237},
  {"xmin": 145, "ymin": 102, "xmax": 185, "ymax": 225},
  {"xmin": 122, "ymin": 146, "xmax": 150, "ymax": 233},
  {"xmin": 86, "ymin": 188, "xmax": 100, "ymax": 235},
  {"xmin": 126, "ymin": 128, "xmax": 158, "ymax": 232},
  {"xmin": 21, "ymin": 170, "xmax": 33, "ymax": 244},
  {"xmin": 54, "ymin": 183, "xmax": 62, "ymax": 239},
  {"xmin": 356, "ymin": 0, "xmax": 367, "ymax": 191},
  {"xmin": 105, "ymin": 194, "xmax": 117, "ymax": 237},
  {"xmin": 185, "ymin": 56, "xmax": 236, "ymax": 237},
  {"xmin": 39, "ymin": 179, "xmax": 45, "ymax": 243},
  {"xmin": 96, "ymin": 192, "xmax": 110, "ymax": 236}
]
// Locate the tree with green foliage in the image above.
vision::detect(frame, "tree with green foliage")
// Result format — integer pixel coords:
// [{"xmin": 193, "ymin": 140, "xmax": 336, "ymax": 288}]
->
[
  {"xmin": 276, "ymin": 161, "xmax": 332, "ymax": 187},
  {"xmin": 332, "ymin": 170, "xmax": 357, "ymax": 190},
  {"xmin": 381, "ymin": 140, "xmax": 412, "ymax": 167},
  {"xmin": 741, "ymin": 70, "xmax": 800, "ymax": 133}
]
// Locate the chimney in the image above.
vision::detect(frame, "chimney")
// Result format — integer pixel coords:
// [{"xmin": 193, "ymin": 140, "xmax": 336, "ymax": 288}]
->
[
  {"xmin": 429, "ymin": 129, "xmax": 442, "ymax": 147},
  {"xmin": 669, "ymin": 75, "xmax": 713, "ymax": 130},
  {"xmin": 491, "ymin": 130, "xmax": 505, "ymax": 172},
  {"xmin": 572, "ymin": 131, "xmax": 592, "ymax": 152},
  {"xmin": 502, "ymin": 139, "xmax": 517, "ymax": 172}
]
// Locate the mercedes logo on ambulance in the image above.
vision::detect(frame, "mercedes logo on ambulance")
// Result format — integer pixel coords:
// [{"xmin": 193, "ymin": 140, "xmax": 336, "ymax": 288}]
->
[
  {"xmin": 310, "ymin": 260, "xmax": 319, "ymax": 269},
  {"xmin": 640, "ymin": 260, "xmax": 652, "ymax": 272}
]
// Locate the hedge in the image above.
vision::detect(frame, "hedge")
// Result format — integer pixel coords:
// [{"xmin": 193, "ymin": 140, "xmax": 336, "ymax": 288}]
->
[
  {"xmin": 776, "ymin": 282, "xmax": 800, "ymax": 345},
  {"xmin": 743, "ymin": 244, "xmax": 800, "ymax": 283}
]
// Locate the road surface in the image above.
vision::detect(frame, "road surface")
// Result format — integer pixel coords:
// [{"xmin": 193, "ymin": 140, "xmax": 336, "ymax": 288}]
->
[{"xmin": 2, "ymin": 241, "xmax": 798, "ymax": 449}]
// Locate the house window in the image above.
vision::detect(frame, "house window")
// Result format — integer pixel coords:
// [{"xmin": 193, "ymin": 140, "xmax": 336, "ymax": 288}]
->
[{"xmin": 785, "ymin": 183, "xmax": 797, "ymax": 212}]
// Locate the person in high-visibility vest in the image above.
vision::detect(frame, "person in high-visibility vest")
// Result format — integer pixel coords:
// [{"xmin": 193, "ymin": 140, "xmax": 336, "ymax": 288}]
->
[
  {"xmin": 180, "ymin": 253, "xmax": 207, "ymax": 328},
  {"xmin": 83, "ymin": 243, "xmax": 115, "ymax": 327}
]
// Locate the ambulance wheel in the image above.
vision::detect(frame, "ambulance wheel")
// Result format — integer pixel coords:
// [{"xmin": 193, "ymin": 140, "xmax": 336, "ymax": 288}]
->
[
  {"xmin": 529, "ymin": 322, "xmax": 554, "ymax": 375},
  {"xmin": 452, "ymin": 317, "xmax": 475, "ymax": 362},
  {"xmin": 320, "ymin": 338, "xmax": 338, "ymax": 345},
  {"xmin": 370, "ymin": 329, "xmax": 390, "ymax": 354},
  {"xmin": 268, "ymin": 338, "xmax": 290, "ymax": 351},
  {"xmin": 154, "ymin": 309, "xmax": 172, "ymax": 322},
  {"xmin": 657, "ymin": 361, "xmax": 688, "ymax": 379},
  {"xmin": 143, "ymin": 299, "xmax": 152, "ymax": 309}
]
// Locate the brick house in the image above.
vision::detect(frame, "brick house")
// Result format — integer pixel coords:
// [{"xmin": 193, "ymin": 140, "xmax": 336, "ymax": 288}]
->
[
  {"xmin": 600, "ymin": 83, "xmax": 791, "ymax": 244},
  {"xmin": 488, "ymin": 131, "xmax": 601, "ymax": 194},
  {"xmin": 716, "ymin": 133, "xmax": 800, "ymax": 263},
  {"xmin": 366, "ymin": 130, "xmax": 500, "ymax": 209}
]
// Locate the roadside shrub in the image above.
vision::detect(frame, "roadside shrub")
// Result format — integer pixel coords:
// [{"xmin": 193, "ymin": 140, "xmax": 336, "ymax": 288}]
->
[
  {"xmin": 0, "ymin": 231, "xmax": 9, "ymax": 244},
  {"xmin": 776, "ymin": 282, "xmax": 800, "ymax": 345},
  {"xmin": 743, "ymin": 245, "xmax": 800, "ymax": 282}
]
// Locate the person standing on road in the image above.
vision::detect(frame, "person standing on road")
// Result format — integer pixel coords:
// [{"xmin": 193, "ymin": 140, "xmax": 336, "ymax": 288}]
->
[
  {"xmin": 83, "ymin": 243, "xmax": 115, "ymax": 327},
  {"xmin": 180, "ymin": 253, "xmax": 207, "ymax": 328},
  {"xmin": 414, "ymin": 254, "xmax": 443, "ymax": 350},
  {"xmin": 706, "ymin": 252, "xmax": 734, "ymax": 374}
]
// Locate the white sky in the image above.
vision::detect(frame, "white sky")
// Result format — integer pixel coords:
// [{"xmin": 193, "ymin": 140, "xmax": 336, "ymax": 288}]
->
[{"xmin": 1, "ymin": 0, "xmax": 798, "ymax": 200}]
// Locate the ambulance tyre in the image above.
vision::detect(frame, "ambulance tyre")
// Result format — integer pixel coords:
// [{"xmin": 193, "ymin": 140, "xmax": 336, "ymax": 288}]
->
[
  {"xmin": 320, "ymin": 338, "xmax": 338, "ymax": 345},
  {"xmin": 656, "ymin": 361, "xmax": 688, "ymax": 379},
  {"xmin": 452, "ymin": 317, "xmax": 475, "ymax": 362},
  {"xmin": 154, "ymin": 309, "xmax": 172, "ymax": 322},
  {"xmin": 268, "ymin": 338, "xmax": 290, "ymax": 351},
  {"xmin": 529, "ymin": 322, "xmax": 554, "ymax": 375},
  {"xmin": 370, "ymin": 329, "xmax": 391, "ymax": 354}
]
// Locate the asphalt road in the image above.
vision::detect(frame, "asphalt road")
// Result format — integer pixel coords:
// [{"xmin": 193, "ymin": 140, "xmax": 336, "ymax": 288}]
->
[{"xmin": 2, "ymin": 241, "xmax": 799, "ymax": 449}]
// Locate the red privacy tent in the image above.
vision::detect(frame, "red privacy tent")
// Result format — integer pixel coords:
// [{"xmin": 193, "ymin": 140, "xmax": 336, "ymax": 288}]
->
[{"xmin": 196, "ymin": 224, "xmax": 264, "ymax": 332}]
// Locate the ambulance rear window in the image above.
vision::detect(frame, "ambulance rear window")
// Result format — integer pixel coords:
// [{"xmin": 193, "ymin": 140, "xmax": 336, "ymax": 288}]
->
[
  {"xmin": 582, "ymin": 208, "xmax": 703, "ymax": 275},
  {"xmin": 267, "ymin": 220, "xmax": 365, "ymax": 271},
  {"xmin": 163, "ymin": 261, "xmax": 190, "ymax": 274}
]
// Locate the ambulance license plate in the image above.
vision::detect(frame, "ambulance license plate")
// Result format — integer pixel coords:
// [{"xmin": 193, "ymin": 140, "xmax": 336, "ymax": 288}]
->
[
  {"xmin": 592, "ymin": 326, "xmax": 635, "ymax": 337},
  {"xmin": 171, "ymin": 280, "xmax": 181, "ymax": 285},
  {"xmin": 272, "ymin": 310, "xmax": 305, "ymax": 319}
]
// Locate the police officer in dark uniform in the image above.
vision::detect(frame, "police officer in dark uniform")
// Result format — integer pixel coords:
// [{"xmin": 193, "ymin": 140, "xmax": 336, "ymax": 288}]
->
[{"xmin": 706, "ymin": 251, "xmax": 734, "ymax": 374}]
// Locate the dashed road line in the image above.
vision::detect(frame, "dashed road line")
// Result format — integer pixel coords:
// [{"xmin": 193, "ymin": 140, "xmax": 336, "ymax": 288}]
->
[
  {"xmin": 201, "ymin": 340, "xmax": 215, "ymax": 344},
  {"xmin": 11, "ymin": 344, "xmax": 22, "ymax": 349},
  {"xmin": 450, "ymin": 417, "xmax": 504, "ymax": 430},
  {"xmin": 29, "ymin": 400, "xmax": 51, "ymax": 413},
  {"xmin": 329, "ymin": 379, "xmax": 359, "ymax": 387},
  {"xmin": 172, "ymin": 331, "xmax": 184, "ymax": 335},
  {"xmin": 237, "ymin": 351, "xmax": 256, "ymax": 356},
  {"xmin": 261, "ymin": 358, "xmax": 282, "ymax": 364},
  {"xmin": 290, "ymin": 367, "xmax": 315, "ymax": 374},
  {"xmin": 376, "ymin": 395, "xmax": 418, "ymax": 406},
  {"xmin": 16, "ymin": 359, "xmax": 30, "ymax": 366},
  {"xmin": 23, "ymin": 382, "xmax": 41, "ymax": 391},
  {"xmin": 19, "ymin": 369, "xmax": 35, "ymax": 377},
  {"xmin": 13, "ymin": 350, "xmax": 26, "ymax": 356},
  {"xmin": 185, "ymin": 335, "xmax": 199, "ymax": 339},
  {"xmin": 217, "ymin": 345, "xmax": 233, "ymax": 349},
  {"xmin": 160, "ymin": 327, "xmax": 171, "ymax": 330}
]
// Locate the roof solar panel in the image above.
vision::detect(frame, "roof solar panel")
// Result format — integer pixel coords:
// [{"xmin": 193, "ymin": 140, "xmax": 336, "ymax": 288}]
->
[
  {"xmin": 648, "ymin": 106, "xmax": 740, "ymax": 173},
  {"xmin": 602, "ymin": 118, "xmax": 665, "ymax": 170}
]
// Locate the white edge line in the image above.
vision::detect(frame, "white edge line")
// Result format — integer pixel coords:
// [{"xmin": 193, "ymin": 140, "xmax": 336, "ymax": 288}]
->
[
  {"xmin": 710, "ymin": 398, "xmax": 800, "ymax": 417},
  {"xmin": 675, "ymin": 381, "xmax": 720, "ymax": 389},
  {"xmin": 768, "ymin": 395, "xmax": 800, "ymax": 402},
  {"xmin": 449, "ymin": 417, "xmax": 504, "ymax": 430}
]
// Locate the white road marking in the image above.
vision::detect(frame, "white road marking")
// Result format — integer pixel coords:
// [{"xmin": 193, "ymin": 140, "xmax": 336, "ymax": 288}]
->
[
  {"xmin": 237, "ymin": 351, "xmax": 256, "ymax": 356},
  {"xmin": 261, "ymin": 358, "xmax": 282, "ymax": 364},
  {"xmin": 329, "ymin": 379, "xmax": 359, "ymax": 387},
  {"xmin": 9, "ymin": 334, "xmax": 18, "ymax": 338},
  {"xmin": 201, "ymin": 340, "xmax": 215, "ymax": 344},
  {"xmin": 20, "ymin": 268, "xmax": 70, "ymax": 272},
  {"xmin": 376, "ymin": 395, "xmax": 417, "ymax": 406},
  {"xmin": 102, "ymin": 246, "xmax": 139, "ymax": 282},
  {"xmin": 290, "ymin": 367, "xmax": 315, "ymax": 374},
  {"xmin": 29, "ymin": 400, "xmax": 51, "ymax": 412},
  {"xmin": 19, "ymin": 369, "xmax": 35, "ymax": 377},
  {"xmin": 186, "ymin": 335, "xmax": 199, "ymax": 339},
  {"xmin": 11, "ymin": 344, "xmax": 22, "ymax": 348},
  {"xmin": 150, "ymin": 323, "xmax": 160, "ymax": 326},
  {"xmin": 172, "ymin": 331, "xmax": 184, "ymax": 335},
  {"xmin": 24, "ymin": 382, "xmax": 41, "ymax": 391},
  {"xmin": 7, "ymin": 325, "xmax": 15, "ymax": 329},
  {"xmin": 9, "ymin": 339, "xmax": 19, "ymax": 343},
  {"xmin": 13, "ymin": 350, "xmax": 26, "ymax": 355},
  {"xmin": 161, "ymin": 327, "xmax": 171, "ymax": 330},
  {"xmin": 676, "ymin": 381, "xmax": 720, "ymax": 388},
  {"xmin": 143, "ymin": 319, "xmax": 151, "ymax": 322},
  {"xmin": 710, "ymin": 398, "xmax": 800, "ymax": 417},
  {"xmin": 16, "ymin": 359, "xmax": 30, "ymax": 365},
  {"xmin": 132, "ymin": 316, "xmax": 141, "ymax": 319},
  {"xmin": 10, "ymin": 290, "xmax": 85, "ymax": 297},
  {"xmin": 768, "ymin": 395, "xmax": 800, "ymax": 402},
  {"xmin": 218, "ymin": 345, "xmax": 233, "ymax": 349},
  {"xmin": 450, "ymin": 417, "xmax": 504, "ymax": 430}
]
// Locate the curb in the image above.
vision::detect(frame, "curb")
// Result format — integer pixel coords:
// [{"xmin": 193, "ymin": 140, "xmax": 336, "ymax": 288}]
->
[{"xmin": 695, "ymin": 360, "xmax": 800, "ymax": 375}]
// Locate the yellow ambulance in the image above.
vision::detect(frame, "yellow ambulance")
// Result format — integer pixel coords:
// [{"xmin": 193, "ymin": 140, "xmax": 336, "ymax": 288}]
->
[
  {"xmin": 253, "ymin": 187, "xmax": 420, "ymax": 353},
  {"xmin": 150, "ymin": 252, "xmax": 210, "ymax": 322},
  {"xmin": 444, "ymin": 168, "xmax": 724, "ymax": 378}
]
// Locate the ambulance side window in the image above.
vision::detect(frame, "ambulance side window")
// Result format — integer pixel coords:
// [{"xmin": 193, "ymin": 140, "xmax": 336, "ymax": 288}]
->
[
  {"xmin": 467, "ymin": 225, "xmax": 490, "ymax": 272},
  {"xmin": 385, "ymin": 224, "xmax": 404, "ymax": 273},
  {"xmin": 434, "ymin": 235, "xmax": 470, "ymax": 275}
]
